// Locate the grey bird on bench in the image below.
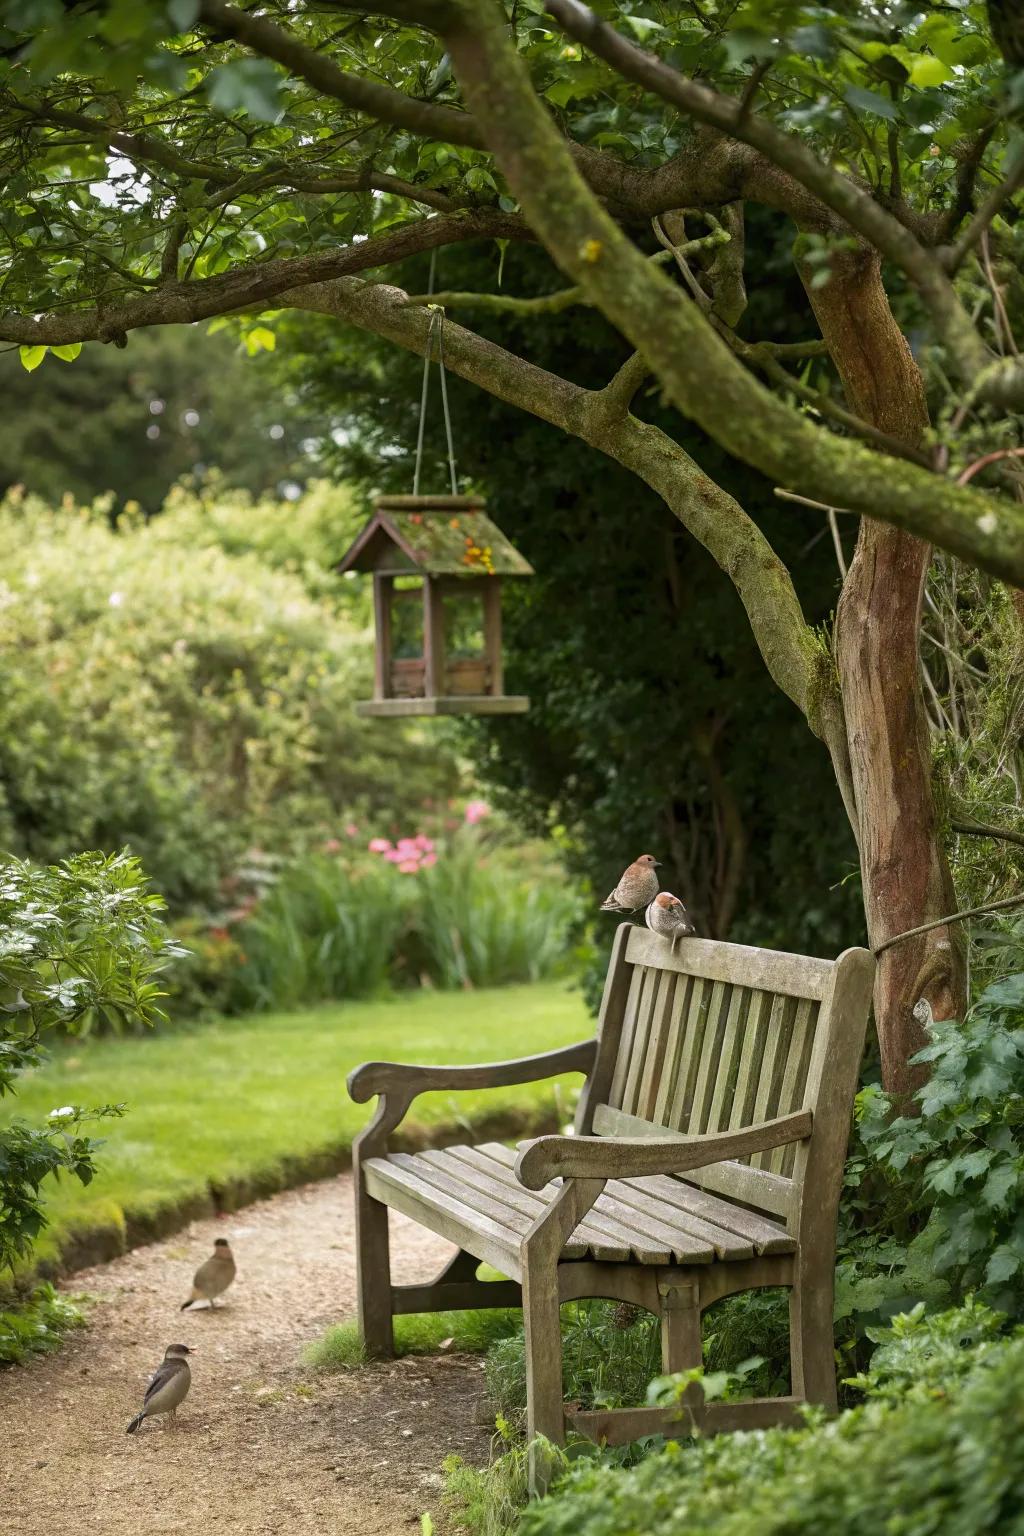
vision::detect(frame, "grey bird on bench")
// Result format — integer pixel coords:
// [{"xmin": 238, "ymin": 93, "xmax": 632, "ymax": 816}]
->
[
  {"xmin": 348, "ymin": 925, "xmax": 874, "ymax": 1494},
  {"xmin": 126, "ymin": 1343, "xmax": 193, "ymax": 1433}
]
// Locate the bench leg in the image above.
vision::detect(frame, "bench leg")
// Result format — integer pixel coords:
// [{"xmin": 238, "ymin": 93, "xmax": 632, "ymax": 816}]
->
[
  {"xmin": 659, "ymin": 1281, "xmax": 702, "ymax": 1374},
  {"xmin": 789, "ymin": 1276, "xmax": 837, "ymax": 1410},
  {"xmin": 522, "ymin": 1253, "xmax": 564, "ymax": 1497},
  {"xmin": 355, "ymin": 1176, "xmax": 394, "ymax": 1358}
]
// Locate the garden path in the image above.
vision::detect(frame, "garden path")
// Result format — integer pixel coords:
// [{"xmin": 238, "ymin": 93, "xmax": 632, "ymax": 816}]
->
[{"xmin": 0, "ymin": 1174, "xmax": 490, "ymax": 1536}]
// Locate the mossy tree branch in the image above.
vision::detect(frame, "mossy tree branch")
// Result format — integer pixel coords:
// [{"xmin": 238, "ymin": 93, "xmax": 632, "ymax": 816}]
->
[{"xmin": 432, "ymin": 0, "xmax": 1024, "ymax": 585}]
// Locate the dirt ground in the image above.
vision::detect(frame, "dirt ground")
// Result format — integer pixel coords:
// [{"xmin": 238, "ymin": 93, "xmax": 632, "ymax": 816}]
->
[{"xmin": 0, "ymin": 1174, "xmax": 494, "ymax": 1536}]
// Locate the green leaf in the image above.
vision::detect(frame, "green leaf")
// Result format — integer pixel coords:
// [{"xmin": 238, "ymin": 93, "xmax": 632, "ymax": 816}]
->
[
  {"xmin": 621, "ymin": 14, "xmax": 665, "ymax": 42},
  {"xmin": 909, "ymin": 55, "xmax": 954, "ymax": 88},
  {"xmin": 844, "ymin": 85, "xmax": 898, "ymax": 121},
  {"xmin": 985, "ymin": 1246, "xmax": 1021, "ymax": 1285},
  {"xmin": 244, "ymin": 326, "xmax": 276, "ymax": 356},
  {"xmin": 207, "ymin": 59, "xmax": 284, "ymax": 124},
  {"xmin": 50, "ymin": 344, "xmax": 82, "ymax": 363},
  {"xmin": 19, "ymin": 346, "xmax": 47, "ymax": 372}
]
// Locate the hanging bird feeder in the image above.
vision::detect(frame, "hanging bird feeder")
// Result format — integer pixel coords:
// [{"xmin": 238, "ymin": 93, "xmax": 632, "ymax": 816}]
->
[
  {"xmin": 336, "ymin": 494, "xmax": 533, "ymax": 717},
  {"xmin": 337, "ymin": 274, "xmax": 532, "ymax": 718}
]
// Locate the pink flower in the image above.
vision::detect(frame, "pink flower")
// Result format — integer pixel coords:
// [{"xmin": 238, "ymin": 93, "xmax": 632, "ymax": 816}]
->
[
  {"xmin": 414, "ymin": 835, "xmax": 434, "ymax": 851},
  {"xmin": 345, "ymin": 823, "xmax": 359, "ymax": 838},
  {"xmin": 322, "ymin": 838, "xmax": 342, "ymax": 854},
  {"xmin": 421, "ymin": 852, "xmax": 437, "ymax": 868},
  {"xmin": 464, "ymin": 799, "xmax": 490, "ymax": 824},
  {"xmin": 398, "ymin": 859, "xmax": 420, "ymax": 873},
  {"xmin": 368, "ymin": 837, "xmax": 392, "ymax": 853},
  {"xmin": 396, "ymin": 837, "xmax": 418, "ymax": 854},
  {"xmin": 384, "ymin": 849, "xmax": 405, "ymax": 863}
]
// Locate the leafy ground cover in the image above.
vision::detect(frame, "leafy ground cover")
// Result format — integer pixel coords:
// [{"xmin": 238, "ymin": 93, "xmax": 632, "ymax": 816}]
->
[{"xmin": 1, "ymin": 981, "xmax": 588, "ymax": 1285}]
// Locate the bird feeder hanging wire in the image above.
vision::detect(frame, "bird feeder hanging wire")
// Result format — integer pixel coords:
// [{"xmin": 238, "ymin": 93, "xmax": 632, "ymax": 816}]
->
[{"xmin": 412, "ymin": 250, "xmax": 459, "ymax": 497}]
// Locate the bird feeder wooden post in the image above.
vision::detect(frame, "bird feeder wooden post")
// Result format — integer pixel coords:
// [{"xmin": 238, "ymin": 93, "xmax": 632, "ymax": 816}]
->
[{"xmin": 335, "ymin": 494, "xmax": 532, "ymax": 718}]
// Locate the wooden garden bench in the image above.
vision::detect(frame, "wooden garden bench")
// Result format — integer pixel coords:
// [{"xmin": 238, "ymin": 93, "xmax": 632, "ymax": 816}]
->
[{"xmin": 348, "ymin": 924, "xmax": 874, "ymax": 1489}]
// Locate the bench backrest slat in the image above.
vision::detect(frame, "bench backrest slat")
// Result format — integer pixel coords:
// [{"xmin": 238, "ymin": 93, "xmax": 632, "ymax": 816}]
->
[{"xmin": 576, "ymin": 925, "xmax": 874, "ymax": 1230}]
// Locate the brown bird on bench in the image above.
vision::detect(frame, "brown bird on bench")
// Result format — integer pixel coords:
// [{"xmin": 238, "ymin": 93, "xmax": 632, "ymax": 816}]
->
[{"xmin": 600, "ymin": 854, "xmax": 660, "ymax": 913}]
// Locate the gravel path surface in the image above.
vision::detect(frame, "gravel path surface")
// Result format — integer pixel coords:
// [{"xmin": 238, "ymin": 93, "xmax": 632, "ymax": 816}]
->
[{"xmin": 0, "ymin": 1174, "xmax": 493, "ymax": 1535}]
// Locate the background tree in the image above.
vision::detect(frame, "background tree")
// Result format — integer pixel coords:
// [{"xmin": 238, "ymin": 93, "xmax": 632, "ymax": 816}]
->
[
  {"xmin": 0, "ymin": 325, "xmax": 331, "ymax": 510},
  {"xmin": 1, "ymin": 0, "xmax": 1023, "ymax": 1091}
]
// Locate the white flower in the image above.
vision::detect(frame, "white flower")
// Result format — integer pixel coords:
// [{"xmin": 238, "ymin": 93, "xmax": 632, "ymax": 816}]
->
[{"xmin": 48, "ymin": 1106, "xmax": 76, "ymax": 1119}]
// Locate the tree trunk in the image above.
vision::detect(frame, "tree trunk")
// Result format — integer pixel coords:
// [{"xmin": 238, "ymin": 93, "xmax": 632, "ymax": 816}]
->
[{"xmin": 800, "ymin": 247, "xmax": 966, "ymax": 1099}]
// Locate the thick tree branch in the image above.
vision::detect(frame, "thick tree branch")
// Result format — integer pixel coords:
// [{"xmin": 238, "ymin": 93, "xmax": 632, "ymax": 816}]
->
[
  {"xmin": 0, "ymin": 208, "xmax": 529, "ymax": 344},
  {"xmin": 544, "ymin": 0, "xmax": 989, "ymax": 384},
  {"xmin": 434, "ymin": 1, "xmax": 1024, "ymax": 585}
]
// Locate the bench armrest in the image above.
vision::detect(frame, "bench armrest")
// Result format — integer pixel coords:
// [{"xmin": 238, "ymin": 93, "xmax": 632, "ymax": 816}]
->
[
  {"xmin": 347, "ymin": 1037, "xmax": 598, "ymax": 1105},
  {"xmin": 514, "ymin": 1109, "xmax": 813, "ymax": 1190}
]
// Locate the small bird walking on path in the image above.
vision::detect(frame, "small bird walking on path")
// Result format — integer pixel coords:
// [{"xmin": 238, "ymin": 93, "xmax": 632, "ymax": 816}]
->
[
  {"xmin": 645, "ymin": 892, "xmax": 696, "ymax": 948},
  {"xmin": 600, "ymin": 854, "xmax": 661, "ymax": 914},
  {"xmin": 125, "ymin": 1343, "xmax": 194, "ymax": 1433},
  {"xmin": 181, "ymin": 1236, "xmax": 236, "ymax": 1310}
]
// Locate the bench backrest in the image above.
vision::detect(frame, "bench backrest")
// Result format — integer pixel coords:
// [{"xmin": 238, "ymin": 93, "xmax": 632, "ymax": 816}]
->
[{"xmin": 576, "ymin": 925, "xmax": 875, "ymax": 1230}]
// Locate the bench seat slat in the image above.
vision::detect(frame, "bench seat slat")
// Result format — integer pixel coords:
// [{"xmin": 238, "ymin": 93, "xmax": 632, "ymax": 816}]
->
[
  {"xmin": 422, "ymin": 1147, "xmax": 634, "ymax": 1262},
  {"xmin": 369, "ymin": 1143, "xmax": 787, "ymax": 1266},
  {"xmin": 604, "ymin": 1180, "xmax": 753, "ymax": 1261},
  {"xmin": 440, "ymin": 1144, "xmax": 674, "ymax": 1262},
  {"xmin": 623, "ymin": 1174, "xmax": 796, "ymax": 1254},
  {"xmin": 363, "ymin": 1155, "xmax": 526, "ymax": 1276},
  {"xmin": 471, "ymin": 1143, "xmax": 666, "ymax": 1263}
]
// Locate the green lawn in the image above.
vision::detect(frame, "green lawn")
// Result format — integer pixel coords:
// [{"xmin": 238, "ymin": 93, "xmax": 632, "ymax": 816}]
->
[{"xmin": 4, "ymin": 982, "xmax": 590, "ymax": 1281}]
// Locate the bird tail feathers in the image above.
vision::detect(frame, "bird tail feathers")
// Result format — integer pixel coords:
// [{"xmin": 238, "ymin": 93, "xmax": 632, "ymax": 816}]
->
[{"xmin": 126, "ymin": 1412, "xmax": 146, "ymax": 1435}]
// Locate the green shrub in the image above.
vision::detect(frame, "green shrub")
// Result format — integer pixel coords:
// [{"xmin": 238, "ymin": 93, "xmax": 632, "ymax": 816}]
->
[
  {"xmin": 0, "ymin": 850, "xmax": 176, "ymax": 1271},
  {"xmin": 509, "ymin": 1303, "xmax": 1024, "ymax": 1536},
  {"xmin": 0, "ymin": 1283, "xmax": 86, "ymax": 1364},
  {"xmin": 858, "ymin": 974, "xmax": 1024, "ymax": 1314},
  {"xmin": 0, "ymin": 486, "xmax": 459, "ymax": 910}
]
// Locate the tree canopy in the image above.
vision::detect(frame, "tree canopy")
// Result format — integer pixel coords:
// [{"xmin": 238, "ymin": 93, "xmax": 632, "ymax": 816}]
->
[{"xmin": 3, "ymin": 0, "xmax": 1024, "ymax": 1092}]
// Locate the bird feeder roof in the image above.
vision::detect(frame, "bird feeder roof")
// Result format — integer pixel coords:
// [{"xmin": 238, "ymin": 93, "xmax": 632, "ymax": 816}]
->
[{"xmin": 335, "ymin": 495, "xmax": 534, "ymax": 578}]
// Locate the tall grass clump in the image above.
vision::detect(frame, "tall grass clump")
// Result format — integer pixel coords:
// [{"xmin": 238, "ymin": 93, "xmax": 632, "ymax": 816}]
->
[
  {"xmin": 169, "ymin": 821, "xmax": 583, "ymax": 1017},
  {"xmin": 223, "ymin": 858, "xmax": 407, "ymax": 1012}
]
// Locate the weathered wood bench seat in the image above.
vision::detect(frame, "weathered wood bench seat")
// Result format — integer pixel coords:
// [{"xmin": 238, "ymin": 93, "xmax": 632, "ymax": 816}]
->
[{"xmin": 349, "ymin": 924, "xmax": 874, "ymax": 1490}]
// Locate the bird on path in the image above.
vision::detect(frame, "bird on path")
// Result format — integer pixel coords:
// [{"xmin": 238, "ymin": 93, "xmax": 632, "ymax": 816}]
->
[
  {"xmin": 600, "ymin": 854, "xmax": 661, "ymax": 914},
  {"xmin": 125, "ymin": 1343, "xmax": 194, "ymax": 1433},
  {"xmin": 645, "ymin": 892, "xmax": 696, "ymax": 948},
  {"xmin": 181, "ymin": 1236, "xmax": 236, "ymax": 1310}
]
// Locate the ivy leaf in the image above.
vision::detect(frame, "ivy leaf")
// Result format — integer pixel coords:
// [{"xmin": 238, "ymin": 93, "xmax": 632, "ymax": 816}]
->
[
  {"xmin": 207, "ymin": 60, "xmax": 284, "ymax": 124},
  {"xmin": 985, "ymin": 1245, "xmax": 1021, "ymax": 1285},
  {"xmin": 19, "ymin": 345, "xmax": 47, "ymax": 372}
]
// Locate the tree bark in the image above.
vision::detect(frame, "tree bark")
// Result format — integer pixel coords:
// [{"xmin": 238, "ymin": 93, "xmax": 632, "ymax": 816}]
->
[{"xmin": 801, "ymin": 247, "xmax": 966, "ymax": 1098}]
